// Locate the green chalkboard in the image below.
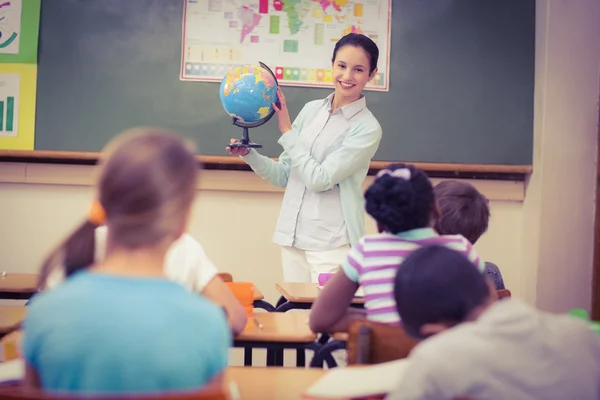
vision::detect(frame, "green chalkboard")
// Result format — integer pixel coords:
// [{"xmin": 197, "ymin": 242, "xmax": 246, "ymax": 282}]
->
[{"xmin": 34, "ymin": 0, "xmax": 535, "ymax": 165}]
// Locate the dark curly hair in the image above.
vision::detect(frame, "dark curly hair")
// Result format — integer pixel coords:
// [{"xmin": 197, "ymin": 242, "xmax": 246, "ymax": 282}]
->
[{"xmin": 365, "ymin": 163, "xmax": 435, "ymax": 234}]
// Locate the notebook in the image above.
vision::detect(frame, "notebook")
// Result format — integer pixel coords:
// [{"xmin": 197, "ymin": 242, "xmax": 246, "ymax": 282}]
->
[
  {"xmin": 303, "ymin": 358, "xmax": 409, "ymax": 399},
  {"xmin": 0, "ymin": 359, "xmax": 25, "ymax": 386}
]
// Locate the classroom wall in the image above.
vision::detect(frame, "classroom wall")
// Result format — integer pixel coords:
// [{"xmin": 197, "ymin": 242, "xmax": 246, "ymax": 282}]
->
[{"xmin": 0, "ymin": 0, "xmax": 599, "ymax": 311}]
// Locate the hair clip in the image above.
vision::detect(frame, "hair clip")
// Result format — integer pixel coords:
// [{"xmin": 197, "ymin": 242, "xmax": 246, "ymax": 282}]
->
[
  {"xmin": 376, "ymin": 168, "xmax": 411, "ymax": 181},
  {"xmin": 88, "ymin": 200, "xmax": 107, "ymax": 225}
]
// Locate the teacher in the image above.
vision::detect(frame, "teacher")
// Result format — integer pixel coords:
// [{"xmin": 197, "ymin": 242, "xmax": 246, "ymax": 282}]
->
[{"xmin": 226, "ymin": 33, "xmax": 382, "ymax": 283}]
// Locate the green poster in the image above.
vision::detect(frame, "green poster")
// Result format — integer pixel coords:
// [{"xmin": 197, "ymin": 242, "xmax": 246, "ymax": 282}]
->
[{"xmin": 0, "ymin": 0, "xmax": 41, "ymax": 63}]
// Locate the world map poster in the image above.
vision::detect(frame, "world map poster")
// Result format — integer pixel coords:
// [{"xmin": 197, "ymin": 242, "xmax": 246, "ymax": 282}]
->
[{"xmin": 180, "ymin": 0, "xmax": 391, "ymax": 91}]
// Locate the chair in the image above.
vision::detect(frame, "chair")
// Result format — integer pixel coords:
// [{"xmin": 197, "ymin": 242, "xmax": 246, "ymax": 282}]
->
[
  {"xmin": 0, "ymin": 386, "xmax": 230, "ymax": 400},
  {"xmin": 497, "ymin": 289, "xmax": 512, "ymax": 299},
  {"xmin": 216, "ymin": 273, "xmax": 233, "ymax": 283},
  {"xmin": 346, "ymin": 319, "xmax": 418, "ymax": 365}
]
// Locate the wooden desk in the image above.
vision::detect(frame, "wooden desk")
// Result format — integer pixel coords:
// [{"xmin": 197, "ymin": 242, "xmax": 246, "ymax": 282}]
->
[
  {"xmin": 275, "ymin": 282, "xmax": 364, "ymax": 312},
  {"xmin": 0, "ymin": 306, "xmax": 26, "ymax": 336},
  {"xmin": 252, "ymin": 287, "xmax": 275, "ymax": 312},
  {"xmin": 0, "ymin": 273, "xmax": 38, "ymax": 300},
  {"xmin": 234, "ymin": 311, "xmax": 319, "ymax": 367},
  {"xmin": 226, "ymin": 366, "xmax": 327, "ymax": 400}
]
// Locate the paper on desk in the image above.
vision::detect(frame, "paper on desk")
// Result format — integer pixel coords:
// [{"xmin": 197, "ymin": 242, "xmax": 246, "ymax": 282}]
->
[
  {"xmin": 0, "ymin": 359, "xmax": 24, "ymax": 385},
  {"xmin": 304, "ymin": 358, "xmax": 409, "ymax": 399}
]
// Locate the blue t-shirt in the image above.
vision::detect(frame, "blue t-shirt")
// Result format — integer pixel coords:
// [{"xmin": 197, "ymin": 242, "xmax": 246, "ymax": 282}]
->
[{"xmin": 22, "ymin": 272, "xmax": 231, "ymax": 394}]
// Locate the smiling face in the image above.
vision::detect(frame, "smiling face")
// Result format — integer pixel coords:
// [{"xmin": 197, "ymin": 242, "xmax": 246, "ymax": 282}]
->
[{"xmin": 332, "ymin": 45, "xmax": 377, "ymax": 105}]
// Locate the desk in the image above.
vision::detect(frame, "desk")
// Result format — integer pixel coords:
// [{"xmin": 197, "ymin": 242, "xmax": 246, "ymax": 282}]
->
[
  {"xmin": 0, "ymin": 273, "xmax": 38, "ymax": 300},
  {"xmin": 0, "ymin": 306, "xmax": 26, "ymax": 336},
  {"xmin": 275, "ymin": 282, "xmax": 365, "ymax": 312},
  {"xmin": 252, "ymin": 287, "xmax": 275, "ymax": 312},
  {"xmin": 234, "ymin": 312, "xmax": 319, "ymax": 367},
  {"xmin": 226, "ymin": 366, "xmax": 327, "ymax": 400}
]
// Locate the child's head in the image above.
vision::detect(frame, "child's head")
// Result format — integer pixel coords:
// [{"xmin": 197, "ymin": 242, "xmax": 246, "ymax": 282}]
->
[
  {"xmin": 434, "ymin": 180, "xmax": 490, "ymax": 244},
  {"xmin": 393, "ymin": 245, "xmax": 494, "ymax": 339},
  {"xmin": 39, "ymin": 128, "xmax": 199, "ymax": 284},
  {"xmin": 365, "ymin": 163, "xmax": 436, "ymax": 234}
]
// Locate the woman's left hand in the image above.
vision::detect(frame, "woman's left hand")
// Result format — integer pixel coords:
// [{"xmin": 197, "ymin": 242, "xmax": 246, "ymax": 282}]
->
[{"xmin": 273, "ymin": 87, "xmax": 292, "ymax": 135}]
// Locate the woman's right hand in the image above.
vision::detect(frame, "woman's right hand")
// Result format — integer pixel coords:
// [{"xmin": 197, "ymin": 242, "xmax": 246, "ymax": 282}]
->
[{"xmin": 226, "ymin": 138, "xmax": 250, "ymax": 156}]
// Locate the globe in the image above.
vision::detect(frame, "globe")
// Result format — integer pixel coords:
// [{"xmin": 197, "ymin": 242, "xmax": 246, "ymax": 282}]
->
[{"xmin": 219, "ymin": 64, "xmax": 278, "ymax": 124}]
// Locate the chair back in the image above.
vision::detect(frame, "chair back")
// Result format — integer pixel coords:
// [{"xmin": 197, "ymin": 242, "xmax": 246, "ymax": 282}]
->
[
  {"xmin": 346, "ymin": 319, "xmax": 418, "ymax": 365},
  {"xmin": 0, "ymin": 387, "xmax": 230, "ymax": 400},
  {"xmin": 217, "ymin": 273, "xmax": 233, "ymax": 283}
]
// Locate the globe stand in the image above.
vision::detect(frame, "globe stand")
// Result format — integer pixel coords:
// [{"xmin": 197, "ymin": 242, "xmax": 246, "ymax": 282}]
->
[
  {"xmin": 228, "ymin": 118, "xmax": 264, "ymax": 149},
  {"xmin": 227, "ymin": 61, "xmax": 279, "ymax": 149}
]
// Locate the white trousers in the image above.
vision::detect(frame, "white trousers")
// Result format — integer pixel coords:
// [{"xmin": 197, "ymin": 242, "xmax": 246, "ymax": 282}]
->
[{"xmin": 281, "ymin": 245, "xmax": 350, "ymax": 283}]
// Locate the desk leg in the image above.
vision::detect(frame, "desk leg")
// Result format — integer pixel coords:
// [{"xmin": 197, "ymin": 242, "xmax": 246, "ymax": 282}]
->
[
  {"xmin": 244, "ymin": 347, "xmax": 253, "ymax": 366},
  {"xmin": 253, "ymin": 299, "xmax": 276, "ymax": 312},
  {"xmin": 275, "ymin": 301, "xmax": 313, "ymax": 312},
  {"xmin": 275, "ymin": 296, "xmax": 287, "ymax": 309}
]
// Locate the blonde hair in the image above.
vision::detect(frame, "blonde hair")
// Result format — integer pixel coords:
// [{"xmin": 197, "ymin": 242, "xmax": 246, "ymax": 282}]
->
[{"xmin": 39, "ymin": 128, "xmax": 200, "ymax": 288}]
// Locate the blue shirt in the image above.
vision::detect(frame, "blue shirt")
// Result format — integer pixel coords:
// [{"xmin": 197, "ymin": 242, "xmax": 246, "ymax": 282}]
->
[
  {"xmin": 242, "ymin": 93, "xmax": 382, "ymax": 249},
  {"xmin": 22, "ymin": 272, "xmax": 231, "ymax": 394}
]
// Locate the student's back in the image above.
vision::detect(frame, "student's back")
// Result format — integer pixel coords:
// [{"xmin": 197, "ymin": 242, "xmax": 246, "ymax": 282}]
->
[
  {"xmin": 434, "ymin": 180, "xmax": 506, "ymax": 290},
  {"xmin": 310, "ymin": 164, "xmax": 485, "ymax": 333},
  {"xmin": 24, "ymin": 272, "xmax": 229, "ymax": 392},
  {"xmin": 23, "ymin": 129, "xmax": 230, "ymax": 394},
  {"xmin": 388, "ymin": 246, "xmax": 600, "ymax": 400},
  {"xmin": 346, "ymin": 230, "xmax": 483, "ymax": 324}
]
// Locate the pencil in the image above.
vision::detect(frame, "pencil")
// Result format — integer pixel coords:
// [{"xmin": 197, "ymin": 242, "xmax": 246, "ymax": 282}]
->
[{"xmin": 253, "ymin": 316, "xmax": 263, "ymax": 329}]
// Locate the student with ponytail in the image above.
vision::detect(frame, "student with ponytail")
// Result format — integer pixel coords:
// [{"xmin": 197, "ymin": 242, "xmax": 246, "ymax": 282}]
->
[
  {"xmin": 22, "ymin": 129, "xmax": 231, "ymax": 394},
  {"xmin": 309, "ymin": 163, "xmax": 486, "ymax": 333}
]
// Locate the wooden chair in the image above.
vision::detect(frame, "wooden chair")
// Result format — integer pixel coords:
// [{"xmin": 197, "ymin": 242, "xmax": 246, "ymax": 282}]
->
[
  {"xmin": 216, "ymin": 273, "xmax": 233, "ymax": 283},
  {"xmin": 497, "ymin": 289, "xmax": 512, "ymax": 299},
  {"xmin": 0, "ymin": 387, "xmax": 230, "ymax": 400},
  {"xmin": 346, "ymin": 319, "xmax": 418, "ymax": 365}
]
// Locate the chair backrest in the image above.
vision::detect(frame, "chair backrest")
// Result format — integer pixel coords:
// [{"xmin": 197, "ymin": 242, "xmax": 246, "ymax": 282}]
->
[
  {"xmin": 346, "ymin": 319, "xmax": 418, "ymax": 365},
  {"xmin": 497, "ymin": 289, "xmax": 512, "ymax": 299},
  {"xmin": 0, "ymin": 387, "xmax": 230, "ymax": 400},
  {"xmin": 217, "ymin": 273, "xmax": 233, "ymax": 283}
]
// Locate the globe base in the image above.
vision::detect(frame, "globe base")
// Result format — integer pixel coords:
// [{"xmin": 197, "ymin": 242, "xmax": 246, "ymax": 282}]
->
[
  {"xmin": 230, "ymin": 124, "xmax": 263, "ymax": 149},
  {"xmin": 229, "ymin": 140, "xmax": 263, "ymax": 149}
]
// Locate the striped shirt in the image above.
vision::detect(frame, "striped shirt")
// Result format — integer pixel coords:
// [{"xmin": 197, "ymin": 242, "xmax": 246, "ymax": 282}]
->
[{"xmin": 341, "ymin": 228, "xmax": 486, "ymax": 325}]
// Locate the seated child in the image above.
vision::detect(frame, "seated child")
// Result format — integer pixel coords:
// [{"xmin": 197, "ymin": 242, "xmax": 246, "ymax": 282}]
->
[
  {"xmin": 309, "ymin": 163, "xmax": 485, "ymax": 333},
  {"xmin": 22, "ymin": 129, "xmax": 231, "ymax": 394},
  {"xmin": 434, "ymin": 180, "xmax": 506, "ymax": 289},
  {"xmin": 42, "ymin": 227, "xmax": 248, "ymax": 334},
  {"xmin": 387, "ymin": 245, "xmax": 600, "ymax": 400}
]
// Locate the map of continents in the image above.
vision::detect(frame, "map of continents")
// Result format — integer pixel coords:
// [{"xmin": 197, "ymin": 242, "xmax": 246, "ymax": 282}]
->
[{"xmin": 240, "ymin": 0, "xmax": 350, "ymax": 42}]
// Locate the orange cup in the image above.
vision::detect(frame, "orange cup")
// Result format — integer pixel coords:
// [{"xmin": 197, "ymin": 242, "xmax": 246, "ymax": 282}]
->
[{"xmin": 225, "ymin": 282, "xmax": 255, "ymax": 317}]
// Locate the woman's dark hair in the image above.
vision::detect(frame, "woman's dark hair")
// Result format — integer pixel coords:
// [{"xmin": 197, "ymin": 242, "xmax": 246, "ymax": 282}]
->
[
  {"xmin": 365, "ymin": 163, "xmax": 435, "ymax": 234},
  {"xmin": 332, "ymin": 33, "xmax": 379, "ymax": 74},
  {"xmin": 394, "ymin": 245, "xmax": 491, "ymax": 339},
  {"xmin": 38, "ymin": 128, "xmax": 200, "ymax": 289}
]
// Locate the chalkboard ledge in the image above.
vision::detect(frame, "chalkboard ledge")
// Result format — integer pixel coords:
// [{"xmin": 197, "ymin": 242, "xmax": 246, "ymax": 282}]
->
[{"xmin": 0, "ymin": 151, "xmax": 532, "ymax": 181}]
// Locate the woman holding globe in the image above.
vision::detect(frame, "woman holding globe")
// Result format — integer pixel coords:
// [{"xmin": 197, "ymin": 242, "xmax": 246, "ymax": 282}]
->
[{"xmin": 227, "ymin": 33, "xmax": 382, "ymax": 283}]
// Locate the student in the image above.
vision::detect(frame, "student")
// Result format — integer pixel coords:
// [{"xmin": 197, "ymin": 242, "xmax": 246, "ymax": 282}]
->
[
  {"xmin": 309, "ymin": 163, "xmax": 485, "ymax": 333},
  {"xmin": 22, "ymin": 129, "xmax": 231, "ymax": 394},
  {"xmin": 387, "ymin": 245, "xmax": 600, "ymax": 400},
  {"xmin": 434, "ymin": 180, "xmax": 506, "ymax": 290},
  {"xmin": 42, "ymin": 227, "xmax": 248, "ymax": 334},
  {"xmin": 227, "ymin": 33, "xmax": 383, "ymax": 283}
]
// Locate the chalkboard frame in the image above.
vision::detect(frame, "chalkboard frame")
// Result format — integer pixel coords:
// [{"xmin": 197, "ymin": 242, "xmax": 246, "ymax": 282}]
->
[{"xmin": 0, "ymin": 150, "xmax": 531, "ymax": 181}]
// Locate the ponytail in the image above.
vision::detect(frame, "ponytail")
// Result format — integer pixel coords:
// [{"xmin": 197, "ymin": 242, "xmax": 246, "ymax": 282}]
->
[{"xmin": 38, "ymin": 201, "xmax": 106, "ymax": 290}]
